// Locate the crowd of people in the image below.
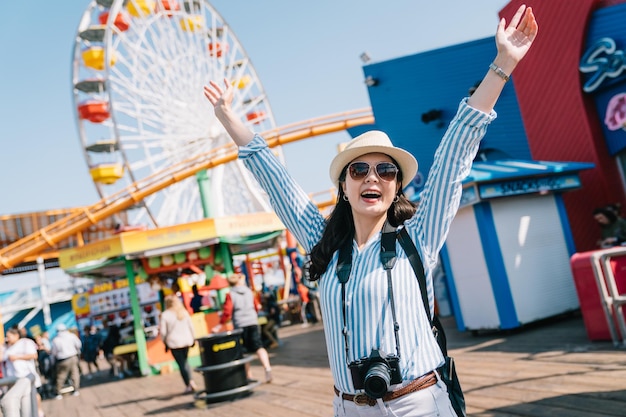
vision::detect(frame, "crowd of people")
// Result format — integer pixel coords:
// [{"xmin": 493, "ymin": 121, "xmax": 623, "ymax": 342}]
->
[
  {"xmin": 0, "ymin": 320, "xmax": 142, "ymax": 417},
  {"xmin": 0, "ymin": 325, "xmax": 71, "ymax": 416},
  {"xmin": 0, "ymin": 267, "xmax": 319, "ymax": 415}
]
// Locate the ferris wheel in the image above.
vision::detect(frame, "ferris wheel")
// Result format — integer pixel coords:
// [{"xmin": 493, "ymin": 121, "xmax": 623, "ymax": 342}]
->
[{"xmin": 71, "ymin": 0, "xmax": 279, "ymax": 228}]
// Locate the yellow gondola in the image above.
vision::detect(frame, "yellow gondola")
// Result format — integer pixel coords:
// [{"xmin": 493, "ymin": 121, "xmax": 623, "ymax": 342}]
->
[
  {"xmin": 180, "ymin": 15, "xmax": 204, "ymax": 32},
  {"xmin": 90, "ymin": 163, "xmax": 124, "ymax": 184},
  {"xmin": 82, "ymin": 47, "xmax": 117, "ymax": 71},
  {"xmin": 126, "ymin": 0, "xmax": 155, "ymax": 18},
  {"xmin": 232, "ymin": 75, "xmax": 251, "ymax": 89}
]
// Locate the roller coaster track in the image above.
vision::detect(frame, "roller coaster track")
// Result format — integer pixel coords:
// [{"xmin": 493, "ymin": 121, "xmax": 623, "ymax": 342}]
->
[{"xmin": 0, "ymin": 109, "xmax": 373, "ymax": 272}]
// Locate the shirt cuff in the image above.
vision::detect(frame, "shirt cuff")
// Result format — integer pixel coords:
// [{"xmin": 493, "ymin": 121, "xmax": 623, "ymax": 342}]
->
[
  {"xmin": 238, "ymin": 134, "xmax": 268, "ymax": 159},
  {"xmin": 457, "ymin": 97, "xmax": 497, "ymax": 127}
]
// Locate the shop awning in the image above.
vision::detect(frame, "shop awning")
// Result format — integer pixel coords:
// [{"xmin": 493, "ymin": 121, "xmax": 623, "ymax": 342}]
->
[
  {"xmin": 466, "ymin": 159, "xmax": 595, "ymax": 183},
  {"xmin": 223, "ymin": 230, "xmax": 283, "ymax": 255},
  {"xmin": 64, "ymin": 255, "xmax": 127, "ymax": 278}
]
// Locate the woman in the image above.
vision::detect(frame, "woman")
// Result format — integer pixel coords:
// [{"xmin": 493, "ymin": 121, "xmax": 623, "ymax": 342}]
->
[
  {"xmin": 0, "ymin": 328, "xmax": 44, "ymax": 417},
  {"xmin": 204, "ymin": 5, "xmax": 537, "ymax": 416},
  {"xmin": 159, "ymin": 294, "xmax": 198, "ymax": 393}
]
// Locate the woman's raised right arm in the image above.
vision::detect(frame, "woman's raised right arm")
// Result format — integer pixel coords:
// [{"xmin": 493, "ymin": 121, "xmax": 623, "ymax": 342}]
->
[
  {"xmin": 203, "ymin": 79, "xmax": 326, "ymax": 252},
  {"xmin": 203, "ymin": 79, "xmax": 254, "ymax": 147}
]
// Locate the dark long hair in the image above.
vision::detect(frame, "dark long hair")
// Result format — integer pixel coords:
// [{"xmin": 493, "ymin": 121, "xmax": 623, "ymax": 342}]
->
[{"xmin": 308, "ymin": 163, "xmax": 416, "ymax": 281}]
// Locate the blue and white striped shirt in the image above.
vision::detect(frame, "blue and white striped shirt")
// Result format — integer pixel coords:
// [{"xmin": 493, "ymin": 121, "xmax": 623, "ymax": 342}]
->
[{"xmin": 240, "ymin": 98, "xmax": 495, "ymax": 393}]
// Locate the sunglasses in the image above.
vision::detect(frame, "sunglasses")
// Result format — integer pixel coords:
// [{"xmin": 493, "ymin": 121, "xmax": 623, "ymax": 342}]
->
[{"xmin": 347, "ymin": 162, "xmax": 399, "ymax": 182}]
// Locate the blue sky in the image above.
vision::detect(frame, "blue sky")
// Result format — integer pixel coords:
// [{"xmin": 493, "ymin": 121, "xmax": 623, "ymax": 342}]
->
[{"xmin": 0, "ymin": 0, "xmax": 510, "ymax": 216}]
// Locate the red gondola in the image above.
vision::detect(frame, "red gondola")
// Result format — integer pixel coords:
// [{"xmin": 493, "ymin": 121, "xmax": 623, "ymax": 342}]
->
[
  {"xmin": 98, "ymin": 10, "xmax": 130, "ymax": 32},
  {"xmin": 78, "ymin": 100, "xmax": 110, "ymax": 123}
]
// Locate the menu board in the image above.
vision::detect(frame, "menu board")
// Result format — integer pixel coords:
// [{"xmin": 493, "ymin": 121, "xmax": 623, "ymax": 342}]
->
[{"xmin": 88, "ymin": 282, "xmax": 158, "ymax": 315}]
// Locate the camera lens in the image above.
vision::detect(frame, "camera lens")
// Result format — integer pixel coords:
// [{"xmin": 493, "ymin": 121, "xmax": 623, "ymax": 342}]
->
[{"xmin": 364, "ymin": 362, "xmax": 391, "ymax": 399}]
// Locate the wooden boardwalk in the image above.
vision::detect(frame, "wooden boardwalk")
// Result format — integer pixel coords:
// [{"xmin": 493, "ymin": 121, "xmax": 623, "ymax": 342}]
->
[{"xmin": 41, "ymin": 311, "xmax": 626, "ymax": 416}]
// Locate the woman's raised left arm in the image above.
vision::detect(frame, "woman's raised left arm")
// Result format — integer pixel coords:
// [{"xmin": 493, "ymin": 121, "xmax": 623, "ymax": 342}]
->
[{"xmin": 468, "ymin": 5, "xmax": 538, "ymax": 113}]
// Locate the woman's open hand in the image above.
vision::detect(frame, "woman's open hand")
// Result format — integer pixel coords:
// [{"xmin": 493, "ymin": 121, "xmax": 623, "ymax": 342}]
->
[
  {"xmin": 203, "ymin": 78, "xmax": 233, "ymax": 121},
  {"xmin": 468, "ymin": 4, "xmax": 539, "ymax": 113},
  {"xmin": 202, "ymin": 78, "xmax": 255, "ymax": 146},
  {"xmin": 496, "ymin": 5, "xmax": 538, "ymax": 65}
]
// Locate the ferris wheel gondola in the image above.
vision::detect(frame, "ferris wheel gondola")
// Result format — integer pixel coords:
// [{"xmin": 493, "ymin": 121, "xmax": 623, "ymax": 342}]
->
[{"xmin": 71, "ymin": 0, "xmax": 279, "ymax": 228}]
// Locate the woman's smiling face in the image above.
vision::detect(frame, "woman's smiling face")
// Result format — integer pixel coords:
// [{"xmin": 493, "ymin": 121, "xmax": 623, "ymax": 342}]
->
[{"xmin": 341, "ymin": 152, "xmax": 400, "ymax": 221}]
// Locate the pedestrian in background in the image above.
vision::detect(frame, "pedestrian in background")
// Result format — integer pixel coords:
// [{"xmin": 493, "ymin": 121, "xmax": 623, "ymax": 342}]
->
[
  {"xmin": 593, "ymin": 205, "xmax": 626, "ymax": 248},
  {"xmin": 100, "ymin": 323, "xmax": 133, "ymax": 379},
  {"xmin": 0, "ymin": 327, "xmax": 44, "ymax": 417},
  {"xmin": 159, "ymin": 294, "xmax": 198, "ymax": 393},
  {"xmin": 81, "ymin": 325, "xmax": 103, "ymax": 379},
  {"xmin": 213, "ymin": 273, "xmax": 273, "ymax": 383},
  {"xmin": 260, "ymin": 289, "xmax": 281, "ymax": 349},
  {"xmin": 35, "ymin": 333, "xmax": 55, "ymax": 399},
  {"xmin": 189, "ymin": 284, "xmax": 204, "ymax": 314},
  {"xmin": 51, "ymin": 324, "xmax": 82, "ymax": 399}
]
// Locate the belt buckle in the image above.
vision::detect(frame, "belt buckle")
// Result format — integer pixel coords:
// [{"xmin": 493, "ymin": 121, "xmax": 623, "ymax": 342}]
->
[{"xmin": 353, "ymin": 393, "xmax": 370, "ymax": 406}]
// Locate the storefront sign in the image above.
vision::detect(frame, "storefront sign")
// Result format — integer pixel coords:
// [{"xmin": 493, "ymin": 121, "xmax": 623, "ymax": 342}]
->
[
  {"xmin": 59, "ymin": 236, "xmax": 124, "ymax": 268},
  {"xmin": 579, "ymin": 5, "xmax": 626, "ymax": 155},
  {"xmin": 121, "ymin": 218, "xmax": 217, "ymax": 254},
  {"xmin": 214, "ymin": 212, "xmax": 284, "ymax": 236},
  {"xmin": 478, "ymin": 174, "xmax": 582, "ymax": 199},
  {"xmin": 580, "ymin": 37, "xmax": 626, "ymax": 93}
]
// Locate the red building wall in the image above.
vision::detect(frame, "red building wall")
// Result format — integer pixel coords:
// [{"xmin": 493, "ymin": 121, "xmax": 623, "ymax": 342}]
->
[{"xmin": 501, "ymin": 0, "xmax": 626, "ymax": 251}]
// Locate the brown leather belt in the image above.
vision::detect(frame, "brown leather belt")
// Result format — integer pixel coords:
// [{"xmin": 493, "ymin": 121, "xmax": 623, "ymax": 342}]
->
[{"xmin": 333, "ymin": 371, "xmax": 438, "ymax": 407}]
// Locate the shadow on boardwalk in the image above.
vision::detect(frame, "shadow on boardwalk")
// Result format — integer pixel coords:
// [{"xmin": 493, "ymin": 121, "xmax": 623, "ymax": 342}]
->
[{"xmin": 41, "ymin": 311, "xmax": 626, "ymax": 417}]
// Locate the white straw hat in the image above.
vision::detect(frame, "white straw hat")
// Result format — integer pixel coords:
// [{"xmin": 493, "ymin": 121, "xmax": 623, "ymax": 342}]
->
[{"xmin": 329, "ymin": 130, "xmax": 418, "ymax": 188}]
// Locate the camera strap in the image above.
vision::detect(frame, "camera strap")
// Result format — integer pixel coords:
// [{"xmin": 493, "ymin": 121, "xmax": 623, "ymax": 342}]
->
[{"xmin": 336, "ymin": 220, "xmax": 402, "ymax": 364}]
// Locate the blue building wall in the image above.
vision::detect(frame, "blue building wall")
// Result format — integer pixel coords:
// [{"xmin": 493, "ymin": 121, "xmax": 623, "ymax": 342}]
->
[{"xmin": 350, "ymin": 38, "xmax": 531, "ymax": 192}]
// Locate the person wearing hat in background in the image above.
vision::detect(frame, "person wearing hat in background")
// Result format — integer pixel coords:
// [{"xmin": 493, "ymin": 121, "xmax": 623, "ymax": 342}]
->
[
  {"xmin": 50, "ymin": 324, "xmax": 82, "ymax": 399},
  {"xmin": 204, "ymin": 5, "xmax": 537, "ymax": 415},
  {"xmin": 212, "ymin": 273, "xmax": 273, "ymax": 383}
]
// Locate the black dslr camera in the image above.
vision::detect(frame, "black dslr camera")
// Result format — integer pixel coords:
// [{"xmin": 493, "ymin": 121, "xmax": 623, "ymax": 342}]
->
[{"xmin": 349, "ymin": 349, "xmax": 402, "ymax": 398}]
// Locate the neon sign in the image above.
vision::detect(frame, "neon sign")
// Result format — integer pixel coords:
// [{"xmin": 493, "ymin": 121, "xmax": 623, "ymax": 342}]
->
[{"xmin": 580, "ymin": 37, "xmax": 626, "ymax": 93}]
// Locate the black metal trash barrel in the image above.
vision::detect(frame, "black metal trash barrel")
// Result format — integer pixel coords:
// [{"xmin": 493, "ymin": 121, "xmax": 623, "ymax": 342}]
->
[{"xmin": 196, "ymin": 329, "xmax": 246, "ymax": 394}]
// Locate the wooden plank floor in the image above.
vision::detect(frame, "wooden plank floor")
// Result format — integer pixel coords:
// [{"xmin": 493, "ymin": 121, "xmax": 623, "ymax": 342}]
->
[{"xmin": 41, "ymin": 311, "xmax": 626, "ymax": 416}]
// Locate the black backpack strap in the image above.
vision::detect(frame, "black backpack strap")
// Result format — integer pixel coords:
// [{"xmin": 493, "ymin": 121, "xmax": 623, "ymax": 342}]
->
[
  {"xmin": 337, "ymin": 239, "xmax": 352, "ymax": 284},
  {"xmin": 380, "ymin": 221, "xmax": 398, "ymax": 270},
  {"xmin": 397, "ymin": 227, "xmax": 448, "ymax": 356},
  {"xmin": 397, "ymin": 227, "xmax": 431, "ymax": 323},
  {"xmin": 336, "ymin": 238, "xmax": 352, "ymax": 362}
]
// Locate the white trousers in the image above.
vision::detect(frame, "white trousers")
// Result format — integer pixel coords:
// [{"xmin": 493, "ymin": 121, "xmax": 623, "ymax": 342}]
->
[{"xmin": 0, "ymin": 377, "xmax": 34, "ymax": 417}]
